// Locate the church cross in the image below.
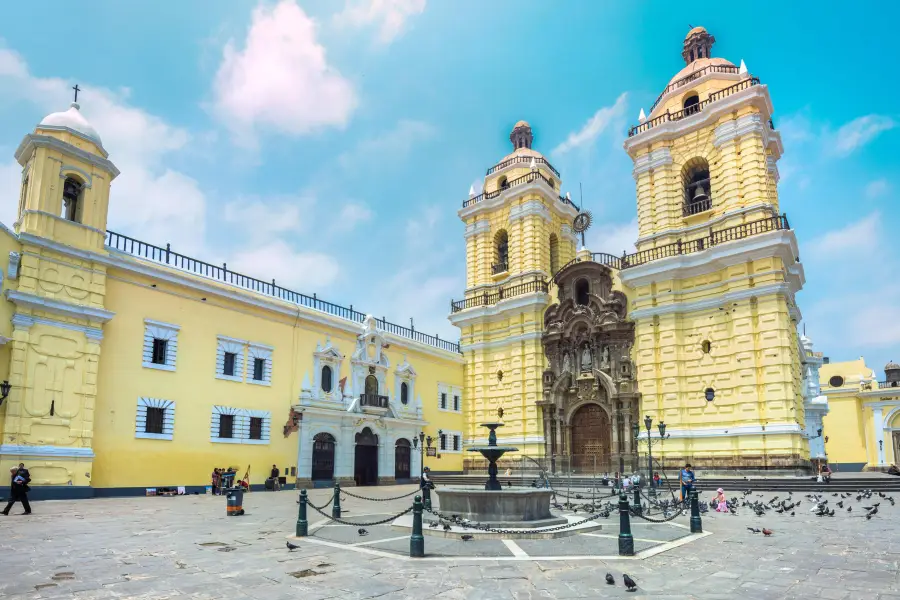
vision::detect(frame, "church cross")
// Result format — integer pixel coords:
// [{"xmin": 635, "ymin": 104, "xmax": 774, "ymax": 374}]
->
[{"xmin": 72, "ymin": 84, "xmax": 81, "ymax": 103}]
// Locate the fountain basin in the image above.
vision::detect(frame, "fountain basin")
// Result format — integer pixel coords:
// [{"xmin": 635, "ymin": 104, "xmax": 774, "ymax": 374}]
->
[{"xmin": 435, "ymin": 487, "xmax": 567, "ymax": 528}]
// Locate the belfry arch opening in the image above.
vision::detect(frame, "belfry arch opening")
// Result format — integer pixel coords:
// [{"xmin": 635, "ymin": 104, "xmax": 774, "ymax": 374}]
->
[
  {"xmin": 682, "ymin": 92, "xmax": 700, "ymax": 115},
  {"xmin": 493, "ymin": 229, "xmax": 509, "ymax": 273},
  {"xmin": 682, "ymin": 158, "xmax": 711, "ymax": 216},
  {"xmin": 575, "ymin": 278, "xmax": 590, "ymax": 306},
  {"xmin": 62, "ymin": 176, "xmax": 84, "ymax": 223},
  {"xmin": 549, "ymin": 233, "xmax": 559, "ymax": 274}
]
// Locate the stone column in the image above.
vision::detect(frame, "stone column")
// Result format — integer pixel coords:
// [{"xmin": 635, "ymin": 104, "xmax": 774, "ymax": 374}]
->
[
  {"xmin": 378, "ymin": 438, "xmax": 396, "ymax": 485},
  {"xmin": 873, "ymin": 407, "xmax": 885, "ymax": 466},
  {"xmin": 295, "ymin": 415, "xmax": 313, "ymax": 489},
  {"xmin": 335, "ymin": 423, "xmax": 356, "ymax": 486}
]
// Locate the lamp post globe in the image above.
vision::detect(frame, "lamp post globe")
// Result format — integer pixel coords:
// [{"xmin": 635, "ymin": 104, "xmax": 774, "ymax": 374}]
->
[
  {"xmin": 658, "ymin": 421, "xmax": 666, "ymax": 438},
  {"xmin": 644, "ymin": 414, "xmax": 652, "ymax": 432}
]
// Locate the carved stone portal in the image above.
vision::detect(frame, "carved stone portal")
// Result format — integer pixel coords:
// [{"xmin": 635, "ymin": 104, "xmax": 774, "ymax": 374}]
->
[{"xmin": 540, "ymin": 261, "xmax": 640, "ymax": 474}]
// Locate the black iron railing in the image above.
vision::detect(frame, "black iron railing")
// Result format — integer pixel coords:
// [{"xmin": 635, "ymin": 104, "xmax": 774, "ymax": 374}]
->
[
  {"xmin": 649, "ymin": 63, "xmax": 741, "ymax": 114},
  {"xmin": 629, "ymin": 77, "xmax": 760, "ymax": 137},
  {"xmin": 486, "ymin": 155, "xmax": 560, "ymax": 178},
  {"xmin": 553, "ymin": 214, "xmax": 790, "ymax": 278},
  {"xmin": 684, "ymin": 197, "xmax": 712, "ymax": 216},
  {"xmin": 360, "ymin": 394, "xmax": 389, "ymax": 408},
  {"xmin": 105, "ymin": 230, "xmax": 461, "ymax": 353},
  {"xmin": 492, "ymin": 262, "xmax": 508, "ymax": 275},
  {"xmin": 878, "ymin": 380, "xmax": 900, "ymax": 389},
  {"xmin": 464, "ymin": 170, "xmax": 564, "ymax": 208},
  {"xmin": 450, "ymin": 279, "xmax": 548, "ymax": 313}
]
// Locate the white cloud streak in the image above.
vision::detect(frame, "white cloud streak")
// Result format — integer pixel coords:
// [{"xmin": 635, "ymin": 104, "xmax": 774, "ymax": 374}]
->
[
  {"xmin": 334, "ymin": 0, "xmax": 426, "ymax": 44},
  {"xmin": 552, "ymin": 93, "xmax": 628, "ymax": 155}
]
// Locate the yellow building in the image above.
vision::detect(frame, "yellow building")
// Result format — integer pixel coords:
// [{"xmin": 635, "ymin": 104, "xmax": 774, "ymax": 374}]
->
[
  {"xmin": 820, "ymin": 359, "xmax": 900, "ymax": 471},
  {"xmin": 0, "ymin": 101, "xmax": 465, "ymax": 498}
]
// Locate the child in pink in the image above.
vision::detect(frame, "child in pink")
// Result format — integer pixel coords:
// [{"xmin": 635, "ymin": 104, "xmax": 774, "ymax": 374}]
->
[{"xmin": 713, "ymin": 488, "xmax": 727, "ymax": 512}]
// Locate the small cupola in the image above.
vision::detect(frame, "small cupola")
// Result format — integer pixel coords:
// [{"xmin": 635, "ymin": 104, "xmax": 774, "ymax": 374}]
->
[
  {"xmin": 510, "ymin": 120, "xmax": 534, "ymax": 150},
  {"xmin": 682, "ymin": 26, "xmax": 716, "ymax": 65},
  {"xmin": 885, "ymin": 360, "xmax": 900, "ymax": 385}
]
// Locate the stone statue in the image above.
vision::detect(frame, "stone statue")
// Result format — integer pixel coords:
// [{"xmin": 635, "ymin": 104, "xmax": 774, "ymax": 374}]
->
[
  {"xmin": 563, "ymin": 352, "xmax": 571, "ymax": 374},
  {"xmin": 581, "ymin": 345, "xmax": 592, "ymax": 371},
  {"xmin": 601, "ymin": 346, "xmax": 610, "ymax": 369}
]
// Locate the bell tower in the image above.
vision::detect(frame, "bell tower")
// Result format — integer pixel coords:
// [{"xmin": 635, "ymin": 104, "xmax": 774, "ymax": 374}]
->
[
  {"xmin": 0, "ymin": 96, "xmax": 117, "ymax": 495},
  {"xmin": 620, "ymin": 28, "xmax": 809, "ymax": 472},
  {"xmin": 449, "ymin": 121, "xmax": 579, "ymax": 457}
]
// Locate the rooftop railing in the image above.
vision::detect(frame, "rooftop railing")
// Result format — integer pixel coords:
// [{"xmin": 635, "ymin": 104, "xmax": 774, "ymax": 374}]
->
[
  {"xmin": 463, "ymin": 170, "xmax": 576, "ymax": 209},
  {"xmin": 105, "ymin": 230, "xmax": 461, "ymax": 353},
  {"xmin": 878, "ymin": 380, "xmax": 900, "ymax": 389},
  {"xmin": 649, "ymin": 63, "xmax": 741, "ymax": 114},
  {"xmin": 629, "ymin": 77, "xmax": 760, "ymax": 137},
  {"xmin": 450, "ymin": 278, "xmax": 548, "ymax": 313},
  {"xmin": 486, "ymin": 155, "xmax": 560, "ymax": 178}
]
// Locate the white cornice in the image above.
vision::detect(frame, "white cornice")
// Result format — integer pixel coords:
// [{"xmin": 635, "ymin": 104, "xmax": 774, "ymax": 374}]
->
[
  {"xmin": 649, "ymin": 70, "xmax": 744, "ymax": 121},
  {"xmin": 464, "ymin": 219, "xmax": 491, "ymax": 239},
  {"xmin": 458, "ymin": 180, "xmax": 578, "ymax": 222},
  {"xmin": 0, "ymin": 444, "xmax": 95, "ymax": 458},
  {"xmin": 651, "ymin": 423, "xmax": 803, "ymax": 439},
  {"xmin": 509, "ymin": 199, "xmax": 552, "ymax": 224},
  {"xmin": 620, "ymin": 230, "xmax": 804, "ymax": 290},
  {"xmin": 447, "ymin": 292, "xmax": 550, "ymax": 327},
  {"xmin": 625, "ymin": 85, "xmax": 775, "ymax": 155},
  {"xmin": 6, "ymin": 289, "xmax": 115, "ymax": 323},
  {"xmin": 461, "ymin": 331, "xmax": 543, "ymax": 352},
  {"xmin": 627, "ymin": 281, "xmax": 795, "ymax": 320},
  {"xmin": 632, "ymin": 147, "xmax": 673, "ymax": 179},
  {"xmin": 15, "ymin": 133, "xmax": 119, "ymax": 177},
  {"xmin": 635, "ymin": 205, "xmax": 778, "ymax": 247}
]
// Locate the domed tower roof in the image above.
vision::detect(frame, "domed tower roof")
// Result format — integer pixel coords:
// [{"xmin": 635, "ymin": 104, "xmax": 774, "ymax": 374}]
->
[
  {"xmin": 886, "ymin": 360, "xmax": 900, "ymax": 384},
  {"xmin": 38, "ymin": 102, "xmax": 102, "ymax": 146},
  {"xmin": 509, "ymin": 120, "xmax": 534, "ymax": 151}
]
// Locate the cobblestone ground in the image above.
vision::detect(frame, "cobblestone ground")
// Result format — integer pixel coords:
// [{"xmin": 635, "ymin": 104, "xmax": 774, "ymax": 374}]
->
[{"xmin": 1, "ymin": 485, "xmax": 899, "ymax": 599}]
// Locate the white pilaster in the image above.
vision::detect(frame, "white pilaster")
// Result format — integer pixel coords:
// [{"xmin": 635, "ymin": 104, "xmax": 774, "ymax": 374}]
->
[{"xmin": 873, "ymin": 407, "xmax": 886, "ymax": 465}]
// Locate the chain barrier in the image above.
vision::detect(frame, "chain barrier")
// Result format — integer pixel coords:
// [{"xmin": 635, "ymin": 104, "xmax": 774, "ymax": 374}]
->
[
  {"xmin": 339, "ymin": 487, "xmax": 422, "ymax": 502},
  {"xmin": 306, "ymin": 492, "xmax": 336, "ymax": 511},
  {"xmin": 423, "ymin": 505, "xmax": 613, "ymax": 536},
  {"xmin": 307, "ymin": 500, "xmax": 415, "ymax": 527},
  {"xmin": 628, "ymin": 504, "xmax": 685, "ymax": 523}
]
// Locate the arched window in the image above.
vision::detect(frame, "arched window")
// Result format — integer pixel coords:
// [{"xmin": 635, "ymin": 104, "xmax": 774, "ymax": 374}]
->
[
  {"xmin": 493, "ymin": 229, "xmax": 509, "ymax": 274},
  {"xmin": 18, "ymin": 173, "xmax": 29, "ymax": 219},
  {"xmin": 549, "ymin": 233, "xmax": 559, "ymax": 273},
  {"xmin": 547, "ymin": 177, "xmax": 556, "ymax": 190},
  {"xmin": 321, "ymin": 365, "xmax": 333, "ymax": 393},
  {"xmin": 365, "ymin": 374, "xmax": 378, "ymax": 396},
  {"xmin": 575, "ymin": 278, "xmax": 590, "ymax": 306},
  {"xmin": 400, "ymin": 381, "xmax": 409, "ymax": 404},
  {"xmin": 682, "ymin": 93, "xmax": 700, "ymax": 116},
  {"xmin": 498, "ymin": 176, "xmax": 509, "ymax": 190},
  {"xmin": 682, "ymin": 158, "xmax": 711, "ymax": 216},
  {"xmin": 62, "ymin": 176, "xmax": 83, "ymax": 223}
]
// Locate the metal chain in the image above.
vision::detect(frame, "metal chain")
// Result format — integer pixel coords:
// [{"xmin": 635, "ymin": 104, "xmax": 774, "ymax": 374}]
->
[
  {"xmin": 339, "ymin": 487, "xmax": 422, "ymax": 502},
  {"xmin": 424, "ymin": 506, "xmax": 613, "ymax": 536},
  {"xmin": 305, "ymin": 492, "xmax": 335, "ymax": 511},
  {"xmin": 628, "ymin": 505, "xmax": 685, "ymax": 523},
  {"xmin": 307, "ymin": 500, "xmax": 415, "ymax": 526}
]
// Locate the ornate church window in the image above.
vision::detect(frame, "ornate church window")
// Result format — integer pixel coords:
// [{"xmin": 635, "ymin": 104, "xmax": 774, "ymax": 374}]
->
[
  {"xmin": 400, "ymin": 381, "xmax": 408, "ymax": 404},
  {"xmin": 682, "ymin": 92, "xmax": 700, "ymax": 116},
  {"xmin": 493, "ymin": 230, "xmax": 509, "ymax": 274},
  {"xmin": 322, "ymin": 365, "xmax": 333, "ymax": 393},
  {"xmin": 62, "ymin": 176, "xmax": 83, "ymax": 222},
  {"xmin": 682, "ymin": 158, "xmax": 711, "ymax": 216},
  {"xmin": 575, "ymin": 278, "xmax": 590, "ymax": 306}
]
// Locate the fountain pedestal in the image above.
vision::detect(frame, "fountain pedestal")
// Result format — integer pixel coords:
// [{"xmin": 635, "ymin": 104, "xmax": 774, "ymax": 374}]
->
[{"xmin": 468, "ymin": 422, "xmax": 517, "ymax": 491}]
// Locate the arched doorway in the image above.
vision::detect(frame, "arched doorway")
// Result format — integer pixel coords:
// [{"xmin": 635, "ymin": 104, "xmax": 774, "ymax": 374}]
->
[
  {"xmin": 311, "ymin": 432, "xmax": 335, "ymax": 481},
  {"xmin": 570, "ymin": 404, "xmax": 611, "ymax": 472},
  {"xmin": 395, "ymin": 438, "xmax": 411, "ymax": 480},
  {"xmin": 354, "ymin": 427, "xmax": 379, "ymax": 486}
]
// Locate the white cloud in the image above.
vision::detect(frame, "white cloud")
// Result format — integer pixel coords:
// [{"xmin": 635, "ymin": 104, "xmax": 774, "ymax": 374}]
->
[
  {"xmin": 333, "ymin": 202, "xmax": 373, "ymax": 232},
  {"xmin": 0, "ymin": 46, "xmax": 206, "ymax": 252},
  {"xmin": 806, "ymin": 212, "xmax": 880, "ymax": 257},
  {"xmin": 586, "ymin": 218, "xmax": 638, "ymax": 255},
  {"xmin": 830, "ymin": 115, "xmax": 895, "ymax": 156},
  {"xmin": 404, "ymin": 204, "xmax": 441, "ymax": 242},
  {"xmin": 228, "ymin": 240, "xmax": 340, "ymax": 290},
  {"xmin": 223, "ymin": 196, "xmax": 307, "ymax": 239},
  {"xmin": 339, "ymin": 119, "xmax": 435, "ymax": 170},
  {"xmin": 866, "ymin": 178, "xmax": 890, "ymax": 199},
  {"xmin": 334, "ymin": 0, "xmax": 426, "ymax": 44},
  {"xmin": 552, "ymin": 93, "xmax": 628, "ymax": 155},
  {"xmin": 212, "ymin": 0, "xmax": 357, "ymax": 146}
]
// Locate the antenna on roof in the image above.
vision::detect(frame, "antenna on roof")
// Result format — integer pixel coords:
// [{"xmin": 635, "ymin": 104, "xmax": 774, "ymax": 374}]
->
[{"xmin": 579, "ymin": 182, "xmax": 584, "ymax": 211}]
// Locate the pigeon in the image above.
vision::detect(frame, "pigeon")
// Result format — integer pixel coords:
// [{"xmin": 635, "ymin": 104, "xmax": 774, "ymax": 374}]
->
[
  {"xmin": 605, "ymin": 573, "xmax": 615, "ymax": 585},
  {"xmin": 762, "ymin": 528, "xmax": 773, "ymax": 536},
  {"xmin": 790, "ymin": 511, "xmax": 795, "ymax": 516},
  {"xmin": 443, "ymin": 523, "xmax": 451, "ymax": 532},
  {"xmin": 429, "ymin": 521, "xmax": 439, "ymax": 528},
  {"xmin": 847, "ymin": 507, "xmax": 852, "ymax": 513},
  {"xmin": 623, "ymin": 574, "xmax": 637, "ymax": 592},
  {"xmin": 747, "ymin": 527, "xmax": 761, "ymax": 533},
  {"xmin": 867, "ymin": 506, "xmax": 879, "ymax": 517},
  {"xmin": 287, "ymin": 541, "xmax": 299, "ymax": 552},
  {"xmin": 460, "ymin": 534, "xmax": 473, "ymax": 541},
  {"xmin": 836, "ymin": 501, "xmax": 844, "ymax": 508},
  {"xmin": 358, "ymin": 528, "xmax": 368, "ymax": 536}
]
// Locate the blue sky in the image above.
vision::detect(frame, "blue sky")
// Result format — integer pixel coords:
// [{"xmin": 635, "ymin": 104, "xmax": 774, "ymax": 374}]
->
[{"xmin": 0, "ymin": 1, "xmax": 898, "ymax": 376}]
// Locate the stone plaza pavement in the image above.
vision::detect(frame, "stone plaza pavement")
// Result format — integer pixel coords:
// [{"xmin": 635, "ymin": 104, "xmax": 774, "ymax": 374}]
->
[{"xmin": 1, "ymin": 484, "xmax": 899, "ymax": 599}]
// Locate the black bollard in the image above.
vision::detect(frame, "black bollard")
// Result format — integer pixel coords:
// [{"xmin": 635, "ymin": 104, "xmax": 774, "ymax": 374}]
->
[
  {"xmin": 632, "ymin": 484, "xmax": 642, "ymax": 515},
  {"xmin": 333, "ymin": 482, "xmax": 342, "ymax": 519},
  {"xmin": 410, "ymin": 495, "xmax": 425, "ymax": 558},
  {"xmin": 618, "ymin": 492, "xmax": 634, "ymax": 556},
  {"xmin": 690, "ymin": 489, "xmax": 702, "ymax": 533},
  {"xmin": 296, "ymin": 489, "xmax": 308, "ymax": 537},
  {"xmin": 422, "ymin": 484, "xmax": 432, "ymax": 512}
]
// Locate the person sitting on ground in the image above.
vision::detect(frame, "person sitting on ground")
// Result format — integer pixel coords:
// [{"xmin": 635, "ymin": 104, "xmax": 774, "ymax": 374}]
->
[
  {"xmin": 821, "ymin": 463, "xmax": 832, "ymax": 484},
  {"xmin": 270, "ymin": 464, "xmax": 281, "ymax": 491},
  {"xmin": 653, "ymin": 471, "xmax": 661, "ymax": 489},
  {"xmin": 712, "ymin": 488, "xmax": 727, "ymax": 512}
]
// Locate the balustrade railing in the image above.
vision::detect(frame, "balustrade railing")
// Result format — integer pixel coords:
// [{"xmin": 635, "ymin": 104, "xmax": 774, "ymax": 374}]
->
[
  {"xmin": 360, "ymin": 394, "xmax": 389, "ymax": 408},
  {"xmin": 450, "ymin": 278, "xmax": 548, "ymax": 313},
  {"xmin": 464, "ymin": 170, "xmax": 566, "ymax": 208},
  {"xmin": 684, "ymin": 197, "xmax": 712, "ymax": 216},
  {"xmin": 487, "ymin": 155, "xmax": 560, "ymax": 178},
  {"xmin": 105, "ymin": 230, "xmax": 461, "ymax": 353},
  {"xmin": 629, "ymin": 77, "xmax": 760, "ymax": 137},
  {"xmin": 878, "ymin": 380, "xmax": 900, "ymax": 389},
  {"xmin": 649, "ymin": 63, "xmax": 741, "ymax": 114},
  {"xmin": 491, "ymin": 262, "xmax": 508, "ymax": 275}
]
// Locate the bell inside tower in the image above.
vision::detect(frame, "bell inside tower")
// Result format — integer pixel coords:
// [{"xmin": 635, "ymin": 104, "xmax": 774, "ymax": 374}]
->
[{"xmin": 62, "ymin": 176, "xmax": 82, "ymax": 223}]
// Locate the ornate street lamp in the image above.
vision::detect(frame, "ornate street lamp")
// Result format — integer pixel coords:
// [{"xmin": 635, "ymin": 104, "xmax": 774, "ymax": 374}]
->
[
  {"xmin": 644, "ymin": 415, "xmax": 655, "ymax": 498},
  {"xmin": 658, "ymin": 421, "xmax": 667, "ymax": 438}
]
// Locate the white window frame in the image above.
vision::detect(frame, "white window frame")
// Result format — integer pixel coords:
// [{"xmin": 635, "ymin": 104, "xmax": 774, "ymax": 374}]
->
[
  {"xmin": 216, "ymin": 335, "xmax": 246, "ymax": 383},
  {"xmin": 438, "ymin": 383, "xmax": 463, "ymax": 413},
  {"xmin": 247, "ymin": 342, "xmax": 273, "ymax": 387},
  {"xmin": 440, "ymin": 430, "xmax": 463, "ymax": 454},
  {"xmin": 135, "ymin": 397, "xmax": 175, "ymax": 440},
  {"xmin": 211, "ymin": 406, "xmax": 271, "ymax": 445},
  {"xmin": 143, "ymin": 319, "xmax": 180, "ymax": 372}
]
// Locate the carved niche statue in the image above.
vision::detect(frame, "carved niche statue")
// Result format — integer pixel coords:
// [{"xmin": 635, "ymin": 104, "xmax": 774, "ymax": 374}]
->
[
  {"xmin": 563, "ymin": 352, "xmax": 571, "ymax": 374},
  {"xmin": 580, "ymin": 344, "xmax": 592, "ymax": 372},
  {"xmin": 600, "ymin": 346, "xmax": 610, "ymax": 369}
]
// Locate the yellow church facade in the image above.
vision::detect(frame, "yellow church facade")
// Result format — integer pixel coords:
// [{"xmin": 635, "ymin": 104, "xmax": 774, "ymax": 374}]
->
[{"xmin": 0, "ymin": 102, "xmax": 466, "ymax": 498}]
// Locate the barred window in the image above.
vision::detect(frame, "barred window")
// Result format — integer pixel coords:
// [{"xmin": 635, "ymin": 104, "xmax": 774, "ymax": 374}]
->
[
  {"xmin": 219, "ymin": 414, "xmax": 234, "ymax": 439},
  {"xmin": 453, "ymin": 435, "xmax": 460, "ymax": 451},
  {"xmin": 440, "ymin": 392, "xmax": 447, "ymax": 409},
  {"xmin": 252, "ymin": 358, "xmax": 265, "ymax": 381},
  {"xmin": 249, "ymin": 417, "xmax": 263, "ymax": 440},
  {"xmin": 151, "ymin": 339, "xmax": 168, "ymax": 365},
  {"xmin": 145, "ymin": 407, "xmax": 165, "ymax": 434},
  {"xmin": 223, "ymin": 352, "xmax": 237, "ymax": 376}
]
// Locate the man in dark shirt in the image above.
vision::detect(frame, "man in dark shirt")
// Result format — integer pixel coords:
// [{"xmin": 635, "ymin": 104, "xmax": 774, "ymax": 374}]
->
[
  {"xmin": 270, "ymin": 465, "xmax": 281, "ymax": 491},
  {"xmin": 3, "ymin": 466, "xmax": 31, "ymax": 515}
]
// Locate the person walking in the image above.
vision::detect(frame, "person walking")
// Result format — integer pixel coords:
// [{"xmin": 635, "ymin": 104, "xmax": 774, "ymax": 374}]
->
[
  {"xmin": 2, "ymin": 466, "xmax": 31, "ymax": 515},
  {"xmin": 680, "ymin": 463, "xmax": 695, "ymax": 505},
  {"xmin": 270, "ymin": 465, "xmax": 281, "ymax": 491},
  {"xmin": 652, "ymin": 471, "xmax": 661, "ymax": 489}
]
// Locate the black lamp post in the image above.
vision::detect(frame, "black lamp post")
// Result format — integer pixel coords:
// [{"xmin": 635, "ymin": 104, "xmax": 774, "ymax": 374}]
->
[
  {"xmin": 416, "ymin": 431, "xmax": 425, "ymax": 480},
  {"xmin": 0, "ymin": 380, "xmax": 9, "ymax": 407},
  {"xmin": 633, "ymin": 415, "xmax": 670, "ymax": 499}
]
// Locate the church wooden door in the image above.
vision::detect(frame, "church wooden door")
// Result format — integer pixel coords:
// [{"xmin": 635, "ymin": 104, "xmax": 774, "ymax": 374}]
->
[{"xmin": 570, "ymin": 404, "xmax": 611, "ymax": 472}]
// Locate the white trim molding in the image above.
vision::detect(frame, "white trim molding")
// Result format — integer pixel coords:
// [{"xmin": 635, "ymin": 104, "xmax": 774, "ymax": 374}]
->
[
  {"xmin": 247, "ymin": 342, "xmax": 273, "ymax": 386},
  {"xmin": 632, "ymin": 147, "xmax": 673, "ymax": 179},
  {"xmin": 437, "ymin": 382, "xmax": 462, "ymax": 414},
  {"xmin": 448, "ymin": 292, "xmax": 551, "ymax": 327},
  {"xmin": 12, "ymin": 313, "xmax": 103, "ymax": 341},
  {"xmin": 6, "ymin": 289, "xmax": 115, "ymax": 323},
  {"xmin": 440, "ymin": 430, "xmax": 464, "ymax": 453},
  {"xmin": 244, "ymin": 409, "xmax": 272, "ymax": 445},
  {"xmin": 135, "ymin": 397, "xmax": 175, "ymax": 441},
  {"xmin": 143, "ymin": 319, "xmax": 180, "ymax": 371},
  {"xmin": 652, "ymin": 423, "xmax": 803, "ymax": 439},
  {"xmin": 0, "ymin": 444, "xmax": 95, "ymax": 459},
  {"xmin": 216, "ymin": 335, "xmax": 246, "ymax": 383},
  {"xmin": 210, "ymin": 406, "xmax": 271, "ymax": 445}
]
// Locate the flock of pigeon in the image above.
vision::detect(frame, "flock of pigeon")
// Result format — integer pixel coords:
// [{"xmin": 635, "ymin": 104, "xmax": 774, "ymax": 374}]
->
[{"xmin": 701, "ymin": 488, "xmax": 894, "ymax": 533}]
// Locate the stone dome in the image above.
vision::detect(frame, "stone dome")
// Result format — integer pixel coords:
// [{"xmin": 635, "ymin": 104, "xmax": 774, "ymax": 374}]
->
[
  {"xmin": 39, "ymin": 103, "xmax": 102, "ymax": 145},
  {"xmin": 686, "ymin": 26, "xmax": 707, "ymax": 39},
  {"xmin": 513, "ymin": 120, "xmax": 531, "ymax": 129},
  {"xmin": 667, "ymin": 57, "xmax": 735, "ymax": 87},
  {"xmin": 886, "ymin": 360, "xmax": 900, "ymax": 371}
]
